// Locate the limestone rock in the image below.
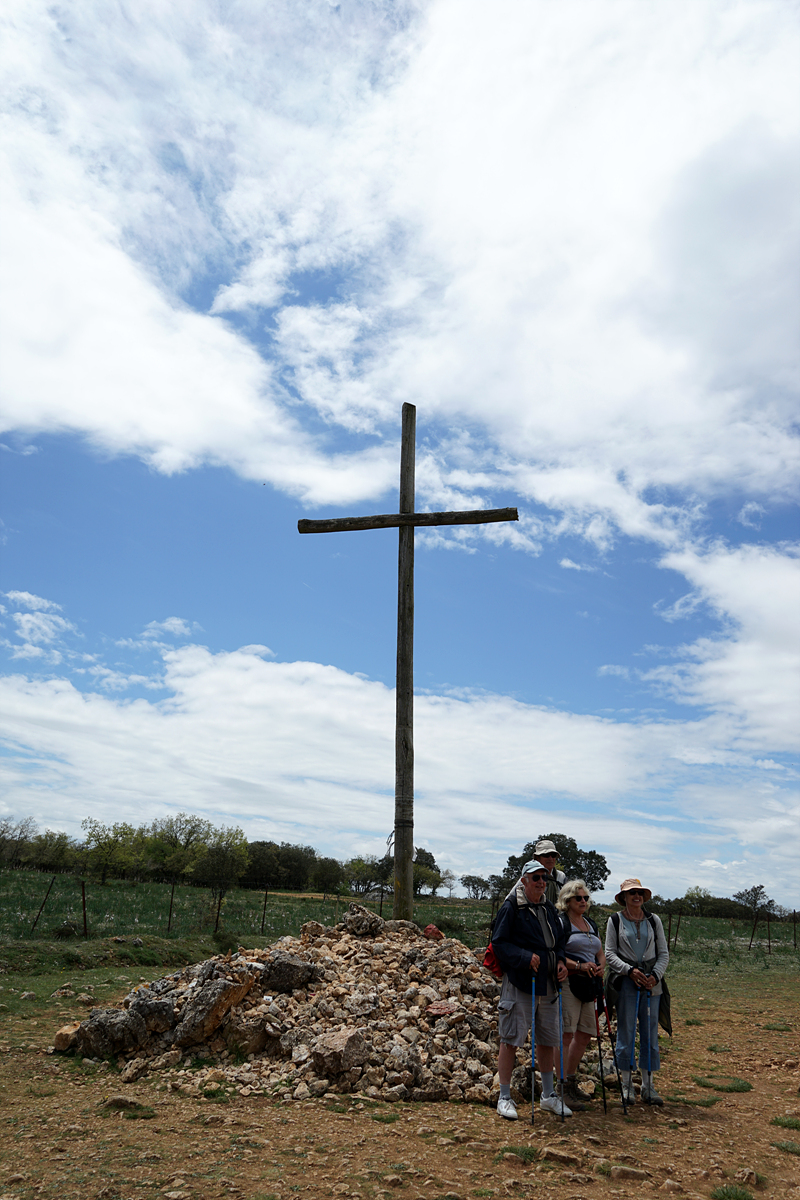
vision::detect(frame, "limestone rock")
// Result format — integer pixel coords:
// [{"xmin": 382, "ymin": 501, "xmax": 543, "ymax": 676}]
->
[
  {"xmin": 53, "ymin": 1022, "xmax": 81, "ymax": 1052},
  {"xmin": 119, "ymin": 1057, "xmax": 149, "ymax": 1083},
  {"xmin": 260, "ymin": 952, "xmax": 321, "ymax": 994},
  {"xmin": 542, "ymin": 1147, "xmax": 580, "ymax": 1167},
  {"xmin": 127, "ymin": 994, "xmax": 177, "ymax": 1032},
  {"xmin": 312, "ymin": 1027, "xmax": 368, "ymax": 1075},
  {"xmin": 77, "ymin": 1007, "xmax": 148, "ymax": 1058},
  {"xmin": 174, "ymin": 975, "xmax": 255, "ymax": 1047},
  {"xmin": 610, "ymin": 1166, "xmax": 650, "ymax": 1181},
  {"xmin": 343, "ymin": 903, "xmax": 385, "ymax": 938}
]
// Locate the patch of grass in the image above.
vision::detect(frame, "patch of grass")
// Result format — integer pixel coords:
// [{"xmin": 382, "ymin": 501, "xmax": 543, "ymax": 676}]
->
[
  {"xmin": 772, "ymin": 1139, "xmax": 800, "ymax": 1156},
  {"xmin": 596, "ymin": 1162, "xmax": 612, "ymax": 1176},
  {"xmin": 473, "ymin": 1191, "xmax": 494, "ymax": 1198},
  {"xmin": 692, "ymin": 1075, "xmax": 752, "ymax": 1093},
  {"xmin": 201, "ymin": 1086, "xmax": 229, "ymax": 1104},
  {"xmin": 771, "ymin": 1115, "xmax": 800, "ymax": 1131},
  {"xmin": 707, "ymin": 1044, "xmax": 731, "ymax": 1053},
  {"xmin": 763, "ymin": 1023, "xmax": 792, "ymax": 1031},
  {"xmin": 494, "ymin": 1146, "xmax": 539, "ymax": 1164},
  {"xmin": 371, "ymin": 1111, "xmax": 400, "ymax": 1124},
  {"xmin": 710, "ymin": 1186, "xmax": 754, "ymax": 1200},
  {"xmin": 122, "ymin": 1106, "xmax": 156, "ymax": 1120},
  {"xmin": 642, "ymin": 1137, "xmax": 659, "ymax": 1144},
  {"xmin": 686, "ymin": 1018, "xmax": 704, "ymax": 1026}
]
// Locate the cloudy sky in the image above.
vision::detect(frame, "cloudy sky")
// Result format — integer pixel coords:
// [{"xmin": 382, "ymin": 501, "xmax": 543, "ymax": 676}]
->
[{"xmin": 1, "ymin": 0, "xmax": 798, "ymax": 904}]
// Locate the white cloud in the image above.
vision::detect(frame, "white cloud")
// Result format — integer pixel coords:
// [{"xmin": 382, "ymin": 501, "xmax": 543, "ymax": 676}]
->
[
  {"xmin": 4, "ymin": 591, "xmax": 61, "ymax": 612},
  {"xmin": 737, "ymin": 502, "xmax": 766, "ymax": 529},
  {"xmin": 0, "ymin": 0, "xmax": 797, "ymax": 532},
  {"xmin": 0, "ymin": 636, "xmax": 797, "ymax": 902},
  {"xmin": 560, "ymin": 558, "xmax": 596, "ymax": 572},
  {"xmin": 142, "ymin": 618, "xmax": 195, "ymax": 640}
]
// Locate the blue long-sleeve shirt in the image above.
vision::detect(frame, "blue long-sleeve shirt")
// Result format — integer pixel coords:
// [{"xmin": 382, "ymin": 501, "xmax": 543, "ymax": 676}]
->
[{"xmin": 492, "ymin": 895, "xmax": 567, "ymax": 993}]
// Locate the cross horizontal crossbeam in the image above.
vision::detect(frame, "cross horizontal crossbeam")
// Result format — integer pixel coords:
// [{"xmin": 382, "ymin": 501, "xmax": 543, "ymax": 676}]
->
[{"xmin": 298, "ymin": 507, "xmax": 518, "ymax": 535}]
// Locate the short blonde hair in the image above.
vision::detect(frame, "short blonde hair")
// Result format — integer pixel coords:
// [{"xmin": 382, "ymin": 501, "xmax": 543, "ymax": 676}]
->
[{"xmin": 557, "ymin": 878, "xmax": 591, "ymax": 912}]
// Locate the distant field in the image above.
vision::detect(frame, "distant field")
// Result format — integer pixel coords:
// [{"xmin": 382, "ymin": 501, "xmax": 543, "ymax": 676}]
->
[{"xmin": 0, "ymin": 869, "xmax": 796, "ymax": 981}]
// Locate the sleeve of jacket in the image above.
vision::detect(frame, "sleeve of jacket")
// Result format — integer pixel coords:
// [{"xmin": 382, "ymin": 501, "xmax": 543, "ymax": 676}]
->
[
  {"xmin": 491, "ymin": 901, "xmax": 534, "ymax": 976},
  {"xmin": 650, "ymin": 914, "xmax": 670, "ymax": 982},
  {"xmin": 551, "ymin": 905, "xmax": 567, "ymax": 963},
  {"xmin": 604, "ymin": 915, "xmax": 634, "ymax": 978}
]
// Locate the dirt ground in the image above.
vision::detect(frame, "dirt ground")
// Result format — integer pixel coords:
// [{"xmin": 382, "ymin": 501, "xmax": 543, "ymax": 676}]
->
[{"xmin": 0, "ymin": 972, "xmax": 798, "ymax": 1200}]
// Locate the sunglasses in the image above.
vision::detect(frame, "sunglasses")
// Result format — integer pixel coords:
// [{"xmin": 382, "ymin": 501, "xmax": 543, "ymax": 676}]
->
[
  {"xmin": 528, "ymin": 873, "xmax": 548, "ymax": 881},
  {"xmin": 625, "ymin": 889, "xmax": 644, "ymax": 896},
  {"xmin": 574, "ymin": 896, "xmax": 590, "ymax": 902}
]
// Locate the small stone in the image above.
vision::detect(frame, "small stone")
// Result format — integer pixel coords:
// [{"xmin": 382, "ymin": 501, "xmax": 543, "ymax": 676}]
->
[
  {"xmin": 120, "ymin": 1057, "xmax": 149, "ymax": 1083},
  {"xmin": 660, "ymin": 1181, "xmax": 683, "ymax": 1192},
  {"xmin": 53, "ymin": 1022, "xmax": 81, "ymax": 1052},
  {"xmin": 610, "ymin": 1166, "xmax": 650, "ymax": 1181},
  {"xmin": 20, "ymin": 992, "xmax": 36, "ymax": 1001},
  {"xmin": 102, "ymin": 1095, "xmax": 145, "ymax": 1111},
  {"xmin": 735, "ymin": 1170, "xmax": 758, "ymax": 1185},
  {"xmin": 542, "ymin": 1147, "xmax": 580, "ymax": 1167},
  {"xmin": 503, "ymin": 1152, "xmax": 524, "ymax": 1164}
]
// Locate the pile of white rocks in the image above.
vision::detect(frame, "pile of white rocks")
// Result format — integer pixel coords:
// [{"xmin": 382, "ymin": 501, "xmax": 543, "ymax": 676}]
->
[{"xmin": 56, "ymin": 905, "xmax": 518, "ymax": 1106}]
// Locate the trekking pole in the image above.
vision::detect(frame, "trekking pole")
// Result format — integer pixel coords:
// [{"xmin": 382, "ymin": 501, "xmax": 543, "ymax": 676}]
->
[
  {"xmin": 557, "ymin": 983, "xmax": 565, "ymax": 1123},
  {"xmin": 531, "ymin": 974, "xmax": 536, "ymax": 1127},
  {"xmin": 593, "ymin": 990, "xmax": 608, "ymax": 1114},
  {"xmin": 645, "ymin": 989, "xmax": 652, "ymax": 1101},
  {"xmin": 600, "ymin": 991, "xmax": 628, "ymax": 1116}
]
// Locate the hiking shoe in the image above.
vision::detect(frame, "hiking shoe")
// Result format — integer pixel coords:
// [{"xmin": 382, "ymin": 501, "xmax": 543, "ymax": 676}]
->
[
  {"xmin": 621, "ymin": 1082, "xmax": 636, "ymax": 1105},
  {"xmin": 642, "ymin": 1084, "xmax": 663, "ymax": 1106},
  {"xmin": 540, "ymin": 1094, "xmax": 573, "ymax": 1118},
  {"xmin": 497, "ymin": 1097, "xmax": 518, "ymax": 1120},
  {"xmin": 558, "ymin": 1077, "xmax": 589, "ymax": 1111}
]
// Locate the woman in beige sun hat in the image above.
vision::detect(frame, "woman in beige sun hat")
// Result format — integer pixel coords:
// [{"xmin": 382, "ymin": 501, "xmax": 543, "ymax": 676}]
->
[{"xmin": 604, "ymin": 878, "xmax": 669, "ymax": 1106}]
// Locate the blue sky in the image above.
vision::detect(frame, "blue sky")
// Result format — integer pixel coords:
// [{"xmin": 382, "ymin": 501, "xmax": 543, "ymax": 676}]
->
[{"xmin": 1, "ymin": 0, "xmax": 798, "ymax": 904}]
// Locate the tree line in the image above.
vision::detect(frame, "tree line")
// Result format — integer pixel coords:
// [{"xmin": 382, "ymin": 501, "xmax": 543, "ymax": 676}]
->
[{"xmin": 1, "ymin": 817, "xmax": 788, "ymax": 917}]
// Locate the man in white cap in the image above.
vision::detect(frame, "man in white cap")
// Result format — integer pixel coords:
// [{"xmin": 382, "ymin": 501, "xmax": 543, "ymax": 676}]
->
[
  {"xmin": 533, "ymin": 839, "xmax": 566, "ymax": 906},
  {"xmin": 492, "ymin": 860, "xmax": 571, "ymax": 1119}
]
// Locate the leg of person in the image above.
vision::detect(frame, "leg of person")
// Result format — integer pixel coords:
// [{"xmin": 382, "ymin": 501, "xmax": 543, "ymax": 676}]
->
[
  {"xmin": 560, "ymin": 988, "xmax": 591, "ymax": 1109},
  {"xmin": 535, "ymin": 992, "xmax": 572, "ymax": 1118},
  {"xmin": 641, "ymin": 994, "xmax": 663, "ymax": 1105},
  {"xmin": 614, "ymin": 979, "xmax": 639, "ymax": 1105},
  {"xmin": 496, "ymin": 977, "xmax": 531, "ymax": 1120}
]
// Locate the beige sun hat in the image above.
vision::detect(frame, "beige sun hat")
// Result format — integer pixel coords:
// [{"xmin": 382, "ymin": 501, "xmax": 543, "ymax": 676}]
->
[{"xmin": 615, "ymin": 877, "xmax": 652, "ymax": 904}]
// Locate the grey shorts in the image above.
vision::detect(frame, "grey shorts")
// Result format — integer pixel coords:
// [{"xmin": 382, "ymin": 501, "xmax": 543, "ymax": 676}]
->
[{"xmin": 498, "ymin": 975, "xmax": 560, "ymax": 1048}]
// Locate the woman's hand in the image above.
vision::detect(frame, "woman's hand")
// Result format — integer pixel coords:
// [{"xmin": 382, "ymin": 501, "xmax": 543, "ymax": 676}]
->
[{"xmin": 630, "ymin": 967, "xmax": 652, "ymax": 989}]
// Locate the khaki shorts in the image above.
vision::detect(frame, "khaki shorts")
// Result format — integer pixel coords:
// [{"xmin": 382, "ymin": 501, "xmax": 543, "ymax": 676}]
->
[
  {"xmin": 498, "ymin": 975, "xmax": 560, "ymax": 1048},
  {"xmin": 561, "ymin": 985, "xmax": 598, "ymax": 1036}
]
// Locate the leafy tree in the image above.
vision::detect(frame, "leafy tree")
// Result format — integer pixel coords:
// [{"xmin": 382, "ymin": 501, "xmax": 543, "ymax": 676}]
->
[
  {"xmin": 81, "ymin": 819, "xmax": 137, "ymax": 884},
  {"xmin": 190, "ymin": 826, "xmax": 249, "ymax": 902},
  {"xmin": 313, "ymin": 857, "xmax": 345, "ymax": 899},
  {"xmin": 501, "ymin": 834, "xmax": 610, "ymax": 893},
  {"xmin": 733, "ymin": 884, "xmax": 773, "ymax": 916},
  {"xmin": 0, "ymin": 817, "xmax": 37, "ymax": 867},
  {"xmin": 413, "ymin": 863, "xmax": 443, "ymax": 896},
  {"xmin": 146, "ymin": 812, "xmax": 214, "ymax": 881},
  {"xmin": 682, "ymin": 886, "xmax": 713, "ymax": 916},
  {"xmin": 241, "ymin": 841, "xmax": 285, "ymax": 890},
  {"xmin": 22, "ymin": 829, "xmax": 78, "ymax": 874},
  {"xmin": 440, "ymin": 868, "xmax": 457, "ymax": 899},
  {"xmin": 277, "ymin": 843, "xmax": 318, "ymax": 891},
  {"xmin": 344, "ymin": 856, "xmax": 385, "ymax": 896},
  {"xmin": 461, "ymin": 874, "xmax": 492, "ymax": 900},
  {"xmin": 414, "ymin": 847, "xmax": 438, "ymax": 872}
]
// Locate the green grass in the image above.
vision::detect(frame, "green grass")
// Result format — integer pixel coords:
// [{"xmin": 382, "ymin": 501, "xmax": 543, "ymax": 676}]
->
[
  {"xmin": 686, "ymin": 1018, "xmax": 704, "ymax": 1026},
  {"xmin": 762, "ymin": 1022, "xmax": 792, "ymax": 1031},
  {"xmin": 771, "ymin": 1116, "xmax": 800, "ymax": 1131},
  {"xmin": 0, "ymin": 868, "xmax": 494, "ymax": 951},
  {"xmin": 707, "ymin": 1044, "xmax": 731, "ymax": 1053},
  {"xmin": 710, "ymin": 1187, "xmax": 754, "ymax": 1200},
  {"xmin": 370, "ymin": 1111, "xmax": 400, "ymax": 1124},
  {"xmin": 772, "ymin": 1140, "xmax": 800, "ymax": 1156},
  {"xmin": 495, "ymin": 1146, "xmax": 539, "ymax": 1164},
  {"xmin": 692, "ymin": 1076, "xmax": 752, "ymax": 1093}
]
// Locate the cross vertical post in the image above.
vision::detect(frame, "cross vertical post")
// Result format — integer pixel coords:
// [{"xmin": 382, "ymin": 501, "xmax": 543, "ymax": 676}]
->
[
  {"xmin": 297, "ymin": 405, "xmax": 518, "ymax": 921},
  {"xmin": 395, "ymin": 402, "xmax": 416, "ymax": 919}
]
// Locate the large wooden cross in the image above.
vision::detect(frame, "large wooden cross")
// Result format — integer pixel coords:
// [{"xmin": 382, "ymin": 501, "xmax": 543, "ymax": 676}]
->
[{"xmin": 298, "ymin": 403, "xmax": 518, "ymax": 920}]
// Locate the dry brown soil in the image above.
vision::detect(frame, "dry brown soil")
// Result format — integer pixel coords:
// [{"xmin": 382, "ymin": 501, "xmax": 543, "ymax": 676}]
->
[{"xmin": 1, "ymin": 974, "xmax": 798, "ymax": 1200}]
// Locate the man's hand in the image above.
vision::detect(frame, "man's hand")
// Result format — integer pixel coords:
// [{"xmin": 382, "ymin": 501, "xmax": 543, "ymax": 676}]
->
[
  {"xmin": 556, "ymin": 962, "xmax": 568, "ymax": 983},
  {"xmin": 529, "ymin": 953, "xmax": 540, "ymax": 971}
]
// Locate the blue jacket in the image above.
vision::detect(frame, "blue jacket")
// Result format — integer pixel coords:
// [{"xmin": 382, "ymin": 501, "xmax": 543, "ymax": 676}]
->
[{"xmin": 492, "ymin": 896, "xmax": 567, "ymax": 993}]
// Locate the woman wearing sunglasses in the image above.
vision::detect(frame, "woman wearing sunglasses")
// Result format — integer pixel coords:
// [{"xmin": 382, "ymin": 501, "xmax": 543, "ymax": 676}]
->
[
  {"xmin": 605, "ymin": 878, "xmax": 669, "ymax": 1105},
  {"xmin": 556, "ymin": 879, "xmax": 605, "ymax": 1111}
]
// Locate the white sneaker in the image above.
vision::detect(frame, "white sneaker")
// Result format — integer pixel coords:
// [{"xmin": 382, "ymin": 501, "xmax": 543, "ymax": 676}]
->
[
  {"xmin": 497, "ymin": 1096, "xmax": 518, "ymax": 1120},
  {"xmin": 540, "ymin": 1094, "xmax": 572, "ymax": 1118}
]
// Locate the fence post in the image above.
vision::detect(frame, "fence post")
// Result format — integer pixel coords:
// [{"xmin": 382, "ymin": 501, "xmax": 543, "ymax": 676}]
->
[
  {"xmin": 748, "ymin": 914, "xmax": 759, "ymax": 950},
  {"xmin": 167, "ymin": 880, "xmax": 176, "ymax": 933},
  {"xmin": 31, "ymin": 875, "xmax": 57, "ymax": 934},
  {"xmin": 81, "ymin": 881, "xmax": 88, "ymax": 938},
  {"xmin": 261, "ymin": 889, "xmax": 268, "ymax": 935},
  {"xmin": 767, "ymin": 911, "xmax": 771, "ymax": 954},
  {"xmin": 794, "ymin": 910, "xmax": 797, "ymax": 950},
  {"xmin": 673, "ymin": 912, "xmax": 681, "ymax": 951},
  {"xmin": 667, "ymin": 913, "xmax": 672, "ymax": 947},
  {"xmin": 214, "ymin": 892, "xmax": 223, "ymax": 933}
]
